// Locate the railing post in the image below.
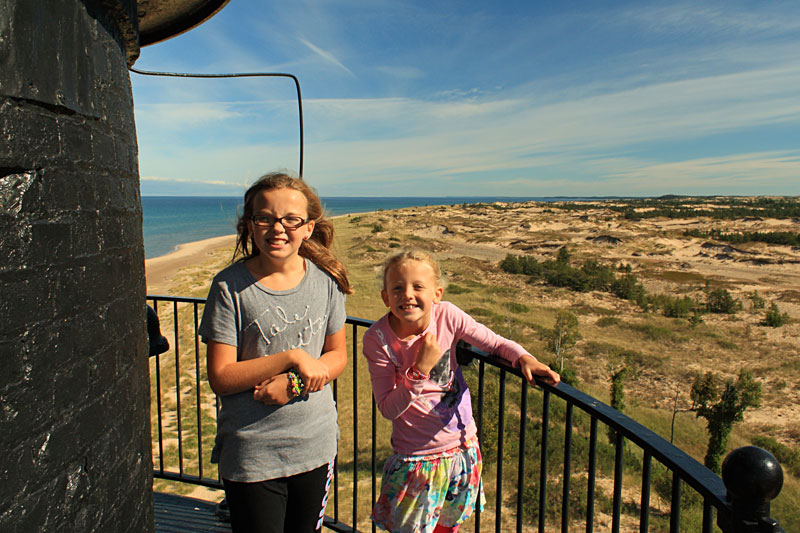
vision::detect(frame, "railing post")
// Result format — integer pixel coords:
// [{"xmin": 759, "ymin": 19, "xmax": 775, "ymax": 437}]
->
[{"xmin": 718, "ymin": 446, "xmax": 785, "ymax": 533}]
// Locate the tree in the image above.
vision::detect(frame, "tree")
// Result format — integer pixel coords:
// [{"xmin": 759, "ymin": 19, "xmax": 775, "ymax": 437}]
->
[
  {"xmin": 607, "ymin": 356, "xmax": 639, "ymax": 442},
  {"xmin": 499, "ymin": 254, "xmax": 522, "ymax": 274},
  {"xmin": 749, "ymin": 290, "xmax": 766, "ymax": 310},
  {"xmin": 611, "ymin": 273, "xmax": 646, "ymax": 304},
  {"xmin": 706, "ymin": 288, "xmax": 741, "ymax": 314},
  {"xmin": 690, "ymin": 369, "xmax": 761, "ymax": 473},
  {"xmin": 551, "ymin": 310, "xmax": 580, "ymax": 373},
  {"xmin": 610, "ymin": 365, "xmax": 627, "ymax": 406},
  {"xmin": 557, "ymin": 245, "xmax": 571, "ymax": 264},
  {"xmin": 763, "ymin": 302, "xmax": 789, "ymax": 327}
]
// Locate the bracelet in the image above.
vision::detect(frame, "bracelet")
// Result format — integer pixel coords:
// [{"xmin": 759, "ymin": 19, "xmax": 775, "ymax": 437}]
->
[
  {"xmin": 406, "ymin": 365, "xmax": 429, "ymax": 381},
  {"xmin": 287, "ymin": 369, "xmax": 305, "ymax": 397}
]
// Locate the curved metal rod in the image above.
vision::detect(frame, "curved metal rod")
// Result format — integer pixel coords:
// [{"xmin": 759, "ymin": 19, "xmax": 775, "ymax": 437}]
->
[{"xmin": 129, "ymin": 67, "xmax": 304, "ymax": 178}]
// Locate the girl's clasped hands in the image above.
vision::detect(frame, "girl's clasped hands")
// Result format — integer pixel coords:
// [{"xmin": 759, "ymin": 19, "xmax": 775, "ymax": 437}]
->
[{"xmin": 253, "ymin": 349, "xmax": 331, "ymax": 404}]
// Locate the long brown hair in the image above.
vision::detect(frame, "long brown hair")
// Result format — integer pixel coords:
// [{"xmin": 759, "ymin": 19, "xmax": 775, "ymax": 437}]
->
[{"xmin": 234, "ymin": 172, "xmax": 353, "ymax": 294}]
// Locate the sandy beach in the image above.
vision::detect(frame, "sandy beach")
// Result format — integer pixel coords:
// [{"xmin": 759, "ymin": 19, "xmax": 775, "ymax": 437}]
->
[{"xmin": 145, "ymin": 234, "xmax": 237, "ymax": 295}]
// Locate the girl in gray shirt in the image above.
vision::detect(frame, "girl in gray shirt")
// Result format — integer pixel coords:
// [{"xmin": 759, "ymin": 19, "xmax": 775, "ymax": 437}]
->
[{"xmin": 199, "ymin": 173, "xmax": 352, "ymax": 533}]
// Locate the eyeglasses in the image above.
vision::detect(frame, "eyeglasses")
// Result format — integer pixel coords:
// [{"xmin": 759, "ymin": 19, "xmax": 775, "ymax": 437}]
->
[{"xmin": 251, "ymin": 215, "xmax": 309, "ymax": 230}]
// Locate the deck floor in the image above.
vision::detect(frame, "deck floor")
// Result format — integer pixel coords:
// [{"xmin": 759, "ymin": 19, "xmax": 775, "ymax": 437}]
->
[
  {"xmin": 154, "ymin": 492, "xmax": 231, "ymax": 533},
  {"xmin": 152, "ymin": 492, "xmax": 356, "ymax": 532}
]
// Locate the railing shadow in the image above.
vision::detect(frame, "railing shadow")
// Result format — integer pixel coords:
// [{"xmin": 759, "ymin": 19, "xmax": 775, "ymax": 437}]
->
[{"xmin": 146, "ymin": 295, "xmax": 784, "ymax": 533}]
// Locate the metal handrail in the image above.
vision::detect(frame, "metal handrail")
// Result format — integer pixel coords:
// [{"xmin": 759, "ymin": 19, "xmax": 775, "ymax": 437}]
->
[{"xmin": 146, "ymin": 294, "xmax": 784, "ymax": 533}]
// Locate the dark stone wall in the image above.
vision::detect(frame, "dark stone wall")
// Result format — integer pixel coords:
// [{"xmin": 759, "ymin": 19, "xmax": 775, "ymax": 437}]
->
[{"xmin": 0, "ymin": 1, "xmax": 152, "ymax": 531}]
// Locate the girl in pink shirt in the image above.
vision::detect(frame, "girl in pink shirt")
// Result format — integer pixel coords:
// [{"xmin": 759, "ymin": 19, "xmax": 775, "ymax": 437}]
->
[{"xmin": 362, "ymin": 249, "xmax": 560, "ymax": 533}]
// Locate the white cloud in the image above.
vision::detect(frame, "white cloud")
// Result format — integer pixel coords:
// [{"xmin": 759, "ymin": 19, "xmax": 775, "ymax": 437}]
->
[
  {"xmin": 134, "ymin": 103, "xmax": 243, "ymax": 127},
  {"xmin": 140, "ymin": 175, "xmax": 244, "ymax": 187},
  {"xmin": 618, "ymin": 2, "xmax": 800, "ymax": 37},
  {"xmin": 604, "ymin": 151, "xmax": 800, "ymax": 189}
]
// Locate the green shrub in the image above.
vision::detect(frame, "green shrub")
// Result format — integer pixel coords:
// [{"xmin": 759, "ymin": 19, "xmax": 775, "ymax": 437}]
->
[
  {"xmin": 500, "ymin": 254, "xmax": 522, "ymax": 274},
  {"xmin": 371, "ymin": 223, "xmax": 384, "ymax": 233},
  {"xmin": 628, "ymin": 322, "xmax": 677, "ymax": 343},
  {"xmin": 446, "ymin": 283, "xmax": 471, "ymax": 294},
  {"xmin": 506, "ymin": 302, "xmax": 530, "ymax": 314},
  {"xmin": 660, "ymin": 295, "xmax": 696, "ymax": 318},
  {"xmin": 581, "ymin": 260, "xmax": 616, "ymax": 290},
  {"xmin": 763, "ymin": 302, "xmax": 789, "ymax": 327},
  {"xmin": 597, "ymin": 316, "xmax": 621, "ymax": 328},
  {"xmin": 612, "ymin": 273, "xmax": 646, "ymax": 303},
  {"xmin": 557, "ymin": 245, "xmax": 571, "ymax": 264},
  {"xmin": 749, "ymin": 290, "xmax": 766, "ymax": 310},
  {"xmin": 500, "ymin": 254, "xmax": 542, "ymax": 276},
  {"xmin": 706, "ymin": 288, "xmax": 741, "ymax": 314}
]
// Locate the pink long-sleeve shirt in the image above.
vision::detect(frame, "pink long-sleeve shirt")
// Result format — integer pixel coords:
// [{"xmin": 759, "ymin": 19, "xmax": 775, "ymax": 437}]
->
[{"xmin": 362, "ymin": 301, "xmax": 529, "ymax": 455}]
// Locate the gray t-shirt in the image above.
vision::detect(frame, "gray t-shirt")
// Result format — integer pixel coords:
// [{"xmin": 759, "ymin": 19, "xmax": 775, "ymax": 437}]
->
[{"xmin": 198, "ymin": 259, "xmax": 346, "ymax": 482}]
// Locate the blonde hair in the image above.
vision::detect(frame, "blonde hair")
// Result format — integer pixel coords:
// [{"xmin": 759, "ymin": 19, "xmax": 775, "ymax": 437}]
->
[
  {"xmin": 381, "ymin": 248, "xmax": 446, "ymax": 289},
  {"xmin": 234, "ymin": 172, "xmax": 353, "ymax": 294}
]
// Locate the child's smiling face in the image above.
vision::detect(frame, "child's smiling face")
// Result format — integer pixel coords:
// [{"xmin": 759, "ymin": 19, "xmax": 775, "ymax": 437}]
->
[
  {"xmin": 381, "ymin": 259, "xmax": 444, "ymax": 336},
  {"xmin": 247, "ymin": 187, "xmax": 314, "ymax": 265}
]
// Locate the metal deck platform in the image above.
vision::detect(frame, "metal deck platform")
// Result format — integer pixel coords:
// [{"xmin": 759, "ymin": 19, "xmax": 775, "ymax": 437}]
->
[{"xmin": 154, "ymin": 492, "xmax": 230, "ymax": 533}]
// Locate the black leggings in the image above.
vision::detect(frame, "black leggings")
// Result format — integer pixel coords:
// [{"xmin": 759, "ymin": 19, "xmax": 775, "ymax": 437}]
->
[{"xmin": 223, "ymin": 461, "xmax": 333, "ymax": 533}]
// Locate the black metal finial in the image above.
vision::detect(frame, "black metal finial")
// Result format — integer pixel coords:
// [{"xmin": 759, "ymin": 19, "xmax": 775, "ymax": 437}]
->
[
  {"xmin": 147, "ymin": 305, "xmax": 170, "ymax": 357},
  {"xmin": 719, "ymin": 446, "xmax": 785, "ymax": 533}
]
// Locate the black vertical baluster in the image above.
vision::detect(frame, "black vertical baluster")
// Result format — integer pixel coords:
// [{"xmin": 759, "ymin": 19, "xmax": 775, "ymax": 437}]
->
[
  {"xmin": 702, "ymin": 500, "xmax": 713, "ymax": 533},
  {"xmin": 352, "ymin": 324, "xmax": 358, "ymax": 528},
  {"xmin": 516, "ymin": 382, "xmax": 528, "ymax": 533},
  {"xmin": 496, "ymin": 369, "xmax": 506, "ymax": 533},
  {"xmin": 561, "ymin": 403, "xmax": 573, "ymax": 533},
  {"xmin": 364, "ymin": 323, "xmax": 376, "ymax": 533},
  {"xmin": 475, "ymin": 361, "xmax": 485, "ymax": 533},
  {"xmin": 612, "ymin": 431, "xmax": 623, "ymax": 533},
  {"xmin": 538, "ymin": 391, "xmax": 550, "ymax": 533},
  {"xmin": 670, "ymin": 472, "xmax": 681, "ymax": 533},
  {"xmin": 215, "ymin": 395, "xmax": 221, "ymax": 484},
  {"xmin": 173, "ymin": 300, "xmax": 183, "ymax": 476},
  {"xmin": 333, "ymin": 377, "xmax": 339, "ymax": 522},
  {"xmin": 640, "ymin": 452, "xmax": 651, "ymax": 533},
  {"xmin": 586, "ymin": 417, "xmax": 597, "ymax": 533},
  {"xmin": 154, "ymin": 300, "xmax": 165, "ymax": 473},
  {"xmin": 194, "ymin": 303, "xmax": 203, "ymax": 480},
  {"xmin": 372, "ymin": 395, "xmax": 377, "ymax": 533}
]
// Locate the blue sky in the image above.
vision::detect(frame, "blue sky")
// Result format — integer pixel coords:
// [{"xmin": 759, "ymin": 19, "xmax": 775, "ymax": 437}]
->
[{"xmin": 132, "ymin": 1, "xmax": 800, "ymax": 197}]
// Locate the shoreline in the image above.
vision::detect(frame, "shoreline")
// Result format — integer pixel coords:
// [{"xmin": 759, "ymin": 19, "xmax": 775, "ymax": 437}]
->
[
  {"xmin": 143, "ymin": 212, "xmax": 361, "ymax": 294},
  {"xmin": 145, "ymin": 234, "xmax": 236, "ymax": 294}
]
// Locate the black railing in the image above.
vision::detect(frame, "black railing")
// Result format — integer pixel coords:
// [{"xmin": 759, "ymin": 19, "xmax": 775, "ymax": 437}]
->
[{"xmin": 147, "ymin": 295, "xmax": 784, "ymax": 532}]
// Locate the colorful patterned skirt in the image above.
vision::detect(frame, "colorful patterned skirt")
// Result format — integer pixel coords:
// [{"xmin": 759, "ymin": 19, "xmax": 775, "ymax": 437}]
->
[{"xmin": 371, "ymin": 437, "xmax": 485, "ymax": 533}]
